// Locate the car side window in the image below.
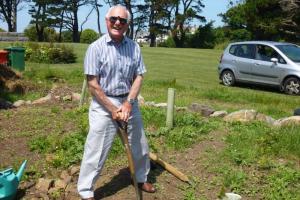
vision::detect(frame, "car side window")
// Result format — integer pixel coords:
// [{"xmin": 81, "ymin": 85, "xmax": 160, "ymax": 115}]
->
[
  {"xmin": 255, "ymin": 45, "xmax": 286, "ymax": 64},
  {"xmin": 229, "ymin": 44, "xmax": 255, "ymax": 59}
]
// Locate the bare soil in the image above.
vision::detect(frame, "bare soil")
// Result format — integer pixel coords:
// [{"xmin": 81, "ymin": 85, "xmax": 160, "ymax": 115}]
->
[{"xmin": 0, "ymin": 84, "xmax": 227, "ymax": 200}]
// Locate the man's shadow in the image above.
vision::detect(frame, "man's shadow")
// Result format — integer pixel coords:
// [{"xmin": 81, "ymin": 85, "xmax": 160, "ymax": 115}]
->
[{"xmin": 94, "ymin": 161, "xmax": 164, "ymax": 199}]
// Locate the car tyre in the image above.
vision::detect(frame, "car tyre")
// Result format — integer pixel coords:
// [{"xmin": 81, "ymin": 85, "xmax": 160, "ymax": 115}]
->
[
  {"xmin": 221, "ymin": 70, "xmax": 235, "ymax": 86},
  {"xmin": 283, "ymin": 77, "xmax": 300, "ymax": 95}
]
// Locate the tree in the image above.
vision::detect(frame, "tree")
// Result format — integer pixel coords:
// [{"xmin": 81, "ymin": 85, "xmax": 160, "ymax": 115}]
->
[
  {"xmin": 63, "ymin": 0, "xmax": 93, "ymax": 42},
  {"xmin": 0, "ymin": 0, "xmax": 26, "ymax": 32},
  {"xmin": 279, "ymin": 0, "xmax": 300, "ymax": 41},
  {"xmin": 170, "ymin": 0, "xmax": 206, "ymax": 47},
  {"xmin": 145, "ymin": 0, "xmax": 174, "ymax": 47},
  {"xmin": 93, "ymin": 0, "xmax": 103, "ymax": 34}
]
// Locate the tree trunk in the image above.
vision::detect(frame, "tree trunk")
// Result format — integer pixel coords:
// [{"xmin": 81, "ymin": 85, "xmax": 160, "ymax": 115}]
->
[
  {"xmin": 95, "ymin": 0, "xmax": 102, "ymax": 35},
  {"xmin": 72, "ymin": 7, "xmax": 80, "ymax": 42},
  {"xmin": 149, "ymin": 32, "xmax": 156, "ymax": 47},
  {"xmin": 12, "ymin": 0, "xmax": 17, "ymax": 32}
]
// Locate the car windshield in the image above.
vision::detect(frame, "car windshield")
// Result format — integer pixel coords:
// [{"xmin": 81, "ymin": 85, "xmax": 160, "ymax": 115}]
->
[{"xmin": 275, "ymin": 44, "xmax": 300, "ymax": 62}]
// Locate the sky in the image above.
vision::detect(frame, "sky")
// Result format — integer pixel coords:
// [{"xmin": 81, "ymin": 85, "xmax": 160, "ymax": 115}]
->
[{"xmin": 0, "ymin": 0, "xmax": 230, "ymax": 33}]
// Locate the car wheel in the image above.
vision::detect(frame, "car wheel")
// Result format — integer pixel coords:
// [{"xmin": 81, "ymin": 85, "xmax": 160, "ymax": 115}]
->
[
  {"xmin": 221, "ymin": 70, "xmax": 235, "ymax": 86},
  {"xmin": 283, "ymin": 77, "xmax": 300, "ymax": 95}
]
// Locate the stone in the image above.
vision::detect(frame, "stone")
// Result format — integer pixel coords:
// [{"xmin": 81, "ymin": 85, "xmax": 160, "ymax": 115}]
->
[
  {"xmin": 60, "ymin": 170, "xmax": 72, "ymax": 184},
  {"xmin": 188, "ymin": 103, "xmax": 215, "ymax": 117},
  {"xmin": 13, "ymin": 100, "xmax": 25, "ymax": 107},
  {"xmin": 64, "ymin": 192, "xmax": 81, "ymax": 200},
  {"xmin": 294, "ymin": 108, "xmax": 300, "ymax": 116},
  {"xmin": 69, "ymin": 165, "xmax": 80, "ymax": 176},
  {"xmin": 65, "ymin": 183, "xmax": 78, "ymax": 194},
  {"xmin": 210, "ymin": 110, "xmax": 228, "ymax": 118},
  {"xmin": 144, "ymin": 101, "xmax": 156, "ymax": 107},
  {"xmin": 19, "ymin": 181, "xmax": 35, "ymax": 190},
  {"xmin": 25, "ymin": 100, "xmax": 32, "ymax": 105},
  {"xmin": 35, "ymin": 178, "xmax": 53, "ymax": 192},
  {"xmin": 32, "ymin": 94, "xmax": 52, "ymax": 104},
  {"xmin": 274, "ymin": 116, "xmax": 300, "ymax": 127},
  {"xmin": 54, "ymin": 179, "xmax": 67, "ymax": 190},
  {"xmin": 222, "ymin": 192, "xmax": 242, "ymax": 200},
  {"xmin": 176, "ymin": 106, "xmax": 187, "ymax": 111},
  {"xmin": 256, "ymin": 113, "xmax": 275, "ymax": 125},
  {"xmin": 137, "ymin": 94, "xmax": 145, "ymax": 106},
  {"xmin": 71, "ymin": 93, "xmax": 81, "ymax": 101},
  {"xmin": 224, "ymin": 109, "xmax": 257, "ymax": 122},
  {"xmin": 154, "ymin": 102, "xmax": 168, "ymax": 108},
  {"xmin": 62, "ymin": 95, "xmax": 72, "ymax": 101}
]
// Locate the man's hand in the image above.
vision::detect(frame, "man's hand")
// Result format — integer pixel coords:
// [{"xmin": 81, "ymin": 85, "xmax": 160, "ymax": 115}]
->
[{"xmin": 118, "ymin": 101, "xmax": 132, "ymax": 122}]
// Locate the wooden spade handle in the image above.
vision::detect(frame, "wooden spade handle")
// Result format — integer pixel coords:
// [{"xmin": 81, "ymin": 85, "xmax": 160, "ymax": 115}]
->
[{"xmin": 149, "ymin": 152, "xmax": 190, "ymax": 183}]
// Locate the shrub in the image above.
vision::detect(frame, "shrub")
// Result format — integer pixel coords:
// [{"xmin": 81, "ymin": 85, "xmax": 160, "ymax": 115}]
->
[
  {"xmin": 80, "ymin": 29, "xmax": 99, "ymax": 44},
  {"xmin": 158, "ymin": 36, "xmax": 176, "ymax": 48},
  {"xmin": 24, "ymin": 42, "xmax": 77, "ymax": 64}
]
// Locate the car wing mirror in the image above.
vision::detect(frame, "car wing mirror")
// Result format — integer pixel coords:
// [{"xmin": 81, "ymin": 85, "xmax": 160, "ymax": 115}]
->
[{"xmin": 271, "ymin": 58, "xmax": 278, "ymax": 64}]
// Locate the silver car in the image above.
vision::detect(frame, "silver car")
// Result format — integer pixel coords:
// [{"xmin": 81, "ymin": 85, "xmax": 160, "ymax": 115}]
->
[{"xmin": 218, "ymin": 41, "xmax": 300, "ymax": 95}]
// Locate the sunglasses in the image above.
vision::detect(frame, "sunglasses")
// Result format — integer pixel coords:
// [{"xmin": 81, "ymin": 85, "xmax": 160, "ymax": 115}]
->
[{"xmin": 109, "ymin": 16, "xmax": 128, "ymax": 25}]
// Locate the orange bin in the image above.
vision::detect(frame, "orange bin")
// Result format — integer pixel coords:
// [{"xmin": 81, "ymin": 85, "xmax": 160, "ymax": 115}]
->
[{"xmin": 0, "ymin": 50, "xmax": 9, "ymax": 65}]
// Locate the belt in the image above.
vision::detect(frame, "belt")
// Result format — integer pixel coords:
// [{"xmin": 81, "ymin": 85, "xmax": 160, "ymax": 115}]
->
[{"xmin": 106, "ymin": 93, "xmax": 129, "ymax": 98}]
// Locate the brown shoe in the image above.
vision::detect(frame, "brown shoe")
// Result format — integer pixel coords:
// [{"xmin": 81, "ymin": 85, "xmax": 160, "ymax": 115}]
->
[{"xmin": 138, "ymin": 182, "xmax": 156, "ymax": 193}]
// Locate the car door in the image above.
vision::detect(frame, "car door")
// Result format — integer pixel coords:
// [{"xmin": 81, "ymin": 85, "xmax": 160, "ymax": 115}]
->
[
  {"xmin": 231, "ymin": 44, "xmax": 255, "ymax": 81},
  {"xmin": 252, "ymin": 44, "xmax": 284, "ymax": 85}
]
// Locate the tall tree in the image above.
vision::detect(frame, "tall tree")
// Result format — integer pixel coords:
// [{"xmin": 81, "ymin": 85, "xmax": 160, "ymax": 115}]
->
[
  {"xmin": 170, "ymin": 0, "xmax": 206, "ymax": 47},
  {"xmin": 279, "ymin": 0, "xmax": 300, "ymax": 41},
  {"xmin": 0, "ymin": 0, "xmax": 25, "ymax": 32},
  {"xmin": 145, "ymin": 0, "xmax": 173, "ymax": 47},
  {"xmin": 93, "ymin": 0, "xmax": 103, "ymax": 34},
  {"xmin": 63, "ymin": 0, "xmax": 93, "ymax": 42}
]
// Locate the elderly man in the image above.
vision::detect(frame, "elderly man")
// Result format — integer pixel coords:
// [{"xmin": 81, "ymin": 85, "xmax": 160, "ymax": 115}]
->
[{"xmin": 77, "ymin": 5, "xmax": 155, "ymax": 200}]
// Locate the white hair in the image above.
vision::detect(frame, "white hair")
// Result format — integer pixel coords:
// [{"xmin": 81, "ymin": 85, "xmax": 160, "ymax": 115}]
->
[{"xmin": 105, "ymin": 5, "xmax": 131, "ymax": 22}]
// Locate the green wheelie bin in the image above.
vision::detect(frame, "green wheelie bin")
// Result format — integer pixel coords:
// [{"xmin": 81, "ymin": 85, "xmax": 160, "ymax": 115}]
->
[{"xmin": 4, "ymin": 47, "xmax": 25, "ymax": 71}]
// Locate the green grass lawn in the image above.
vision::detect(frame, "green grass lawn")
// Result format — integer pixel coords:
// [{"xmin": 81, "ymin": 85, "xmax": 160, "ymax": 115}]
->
[{"xmin": 1, "ymin": 41, "xmax": 299, "ymax": 118}]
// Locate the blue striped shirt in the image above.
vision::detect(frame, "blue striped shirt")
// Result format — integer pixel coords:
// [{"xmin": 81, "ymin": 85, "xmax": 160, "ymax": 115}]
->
[{"xmin": 84, "ymin": 34, "xmax": 147, "ymax": 96}]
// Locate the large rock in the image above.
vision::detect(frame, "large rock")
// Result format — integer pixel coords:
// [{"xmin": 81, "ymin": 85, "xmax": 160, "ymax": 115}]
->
[
  {"xmin": 294, "ymin": 108, "xmax": 300, "ymax": 116},
  {"xmin": 188, "ymin": 103, "xmax": 215, "ymax": 117},
  {"xmin": 274, "ymin": 116, "xmax": 300, "ymax": 127},
  {"xmin": 35, "ymin": 178, "xmax": 53, "ymax": 192},
  {"xmin": 210, "ymin": 110, "xmax": 228, "ymax": 118},
  {"xmin": 32, "ymin": 94, "xmax": 52, "ymax": 104},
  {"xmin": 256, "ymin": 113, "xmax": 275, "ymax": 125},
  {"xmin": 13, "ymin": 100, "xmax": 25, "ymax": 107},
  {"xmin": 224, "ymin": 109, "xmax": 257, "ymax": 122}
]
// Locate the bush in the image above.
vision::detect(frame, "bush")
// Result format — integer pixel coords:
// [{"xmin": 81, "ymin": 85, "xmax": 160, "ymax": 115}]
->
[
  {"xmin": 24, "ymin": 26, "xmax": 58, "ymax": 42},
  {"xmin": 24, "ymin": 42, "xmax": 77, "ymax": 64},
  {"xmin": 80, "ymin": 29, "xmax": 99, "ymax": 44},
  {"xmin": 158, "ymin": 36, "xmax": 176, "ymax": 48},
  {"xmin": 61, "ymin": 31, "xmax": 73, "ymax": 42}
]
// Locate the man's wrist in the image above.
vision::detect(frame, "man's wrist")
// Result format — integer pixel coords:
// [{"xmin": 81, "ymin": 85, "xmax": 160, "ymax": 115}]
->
[{"xmin": 126, "ymin": 97, "xmax": 136, "ymax": 105}]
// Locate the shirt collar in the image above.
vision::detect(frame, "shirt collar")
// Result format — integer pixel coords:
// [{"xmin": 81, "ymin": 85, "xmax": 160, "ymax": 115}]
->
[{"xmin": 105, "ymin": 33, "xmax": 128, "ymax": 45}]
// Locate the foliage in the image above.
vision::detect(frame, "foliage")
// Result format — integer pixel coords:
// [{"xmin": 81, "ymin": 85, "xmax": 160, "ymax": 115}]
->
[
  {"xmin": 24, "ymin": 42, "xmax": 76, "ymax": 64},
  {"xmin": 186, "ymin": 22, "xmax": 216, "ymax": 48},
  {"xmin": 24, "ymin": 25, "xmax": 58, "ymax": 42},
  {"xmin": 158, "ymin": 36, "xmax": 176, "ymax": 48},
  {"xmin": 80, "ymin": 29, "xmax": 99, "ymax": 44},
  {"xmin": 61, "ymin": 31, "xmax": 73, "ymax": 42}
]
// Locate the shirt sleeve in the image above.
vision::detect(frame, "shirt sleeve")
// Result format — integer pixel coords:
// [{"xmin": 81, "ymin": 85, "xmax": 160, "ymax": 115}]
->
[
  {"xmin": 84, "ymin": 43, "xmax": 100, "ymax": 76},
  {"xmin": 134, "ymin": 44, "xmax": 147, "ymax": 76}
]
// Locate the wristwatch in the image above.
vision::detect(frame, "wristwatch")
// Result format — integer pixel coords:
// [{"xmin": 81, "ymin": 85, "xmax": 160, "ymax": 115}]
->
[{"xmin": 127, "ymin": 98, "xmax": 135, "ymax": 105}]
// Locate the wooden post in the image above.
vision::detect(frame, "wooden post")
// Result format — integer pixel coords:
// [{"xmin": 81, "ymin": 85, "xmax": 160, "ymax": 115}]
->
[
  {"xmin": 79, "ymin": 78, "xmax": 87, "ymax": 107},
  {"xmin": 166, "ymin": 88, "xmax": 175, "ymax": 128}
]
